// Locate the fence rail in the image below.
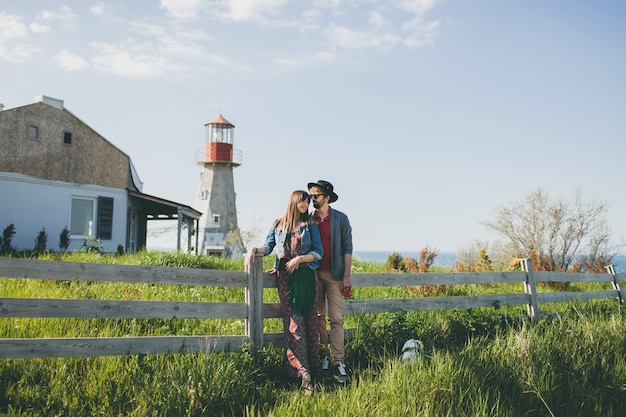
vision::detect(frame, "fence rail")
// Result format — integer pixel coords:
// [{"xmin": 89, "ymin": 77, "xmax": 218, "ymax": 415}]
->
[{"xmin": 0, "ymin": 257, "xmax": 623, "ymax": 359}]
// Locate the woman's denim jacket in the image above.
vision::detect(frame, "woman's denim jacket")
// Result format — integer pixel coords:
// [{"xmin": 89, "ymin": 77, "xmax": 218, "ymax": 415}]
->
[{"xmin": 262, "ymin": 220, "xmax": 323, "ymax": 270}]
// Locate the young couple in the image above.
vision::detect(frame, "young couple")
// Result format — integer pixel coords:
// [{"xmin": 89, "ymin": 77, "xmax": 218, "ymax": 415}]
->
[{"xmin": 244, "ymin": 180, "xmax": 353, "ymax": 396}]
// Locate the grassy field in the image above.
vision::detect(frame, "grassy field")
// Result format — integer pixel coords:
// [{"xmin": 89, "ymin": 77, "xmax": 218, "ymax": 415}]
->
[{"xmin": 1, "ymin": 252, "xmax": 625, "ymax": 416}]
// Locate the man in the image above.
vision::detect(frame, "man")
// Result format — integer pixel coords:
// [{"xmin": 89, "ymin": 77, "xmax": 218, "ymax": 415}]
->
[{"xmin": 307, "ymin": 180, "xmax": 353, "ymax": 383}]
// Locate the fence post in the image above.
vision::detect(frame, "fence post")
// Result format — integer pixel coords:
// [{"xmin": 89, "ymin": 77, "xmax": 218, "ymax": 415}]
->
[
  {"xmin": 245, "ymin": 253, "xmax": 264, "ymax": 349},
  {"xmin": 520, "ymin": 258, "xmax": 541, "ymax": 322},
  {"xmin": 605, "ymin": 264, "xmax": 623, "ymax": 303}
]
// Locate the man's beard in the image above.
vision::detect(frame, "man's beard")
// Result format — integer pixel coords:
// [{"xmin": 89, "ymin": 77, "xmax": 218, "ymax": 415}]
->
[{"xmin": 312, "ymin": 201, "xmax": 321, "ymax": 209}]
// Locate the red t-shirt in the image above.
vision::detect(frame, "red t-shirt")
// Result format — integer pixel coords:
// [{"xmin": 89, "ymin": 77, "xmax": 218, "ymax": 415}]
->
[{"xmin": 315, "ymin": 211, "xmax": 332, "ymax": 271}]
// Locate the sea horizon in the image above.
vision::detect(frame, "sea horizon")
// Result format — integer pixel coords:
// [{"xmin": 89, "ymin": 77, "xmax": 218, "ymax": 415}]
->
[{"xmin": 353, "ymin": 250, "xmax": 626, "ymax": 271}]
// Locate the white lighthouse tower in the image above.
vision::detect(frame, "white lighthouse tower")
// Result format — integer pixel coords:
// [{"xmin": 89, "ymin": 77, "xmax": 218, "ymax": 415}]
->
[{"xmin": 194, "ymin": 115, "xmax": 243, "ymax": 257}]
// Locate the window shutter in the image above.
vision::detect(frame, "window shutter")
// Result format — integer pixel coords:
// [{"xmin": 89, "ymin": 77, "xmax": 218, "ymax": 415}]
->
[{"xmin": 97, "ymin": 197, "xmax": 114, "ymax": 240}]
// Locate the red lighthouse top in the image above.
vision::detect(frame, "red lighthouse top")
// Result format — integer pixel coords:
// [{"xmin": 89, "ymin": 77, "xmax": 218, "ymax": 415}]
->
[
  {"xmin": 205, "ymin": 114, "xmax": 234, "ymax": 145},
  {"xmin": 197, "ymin": 114, "xmax": 241, "ymax": 166}
]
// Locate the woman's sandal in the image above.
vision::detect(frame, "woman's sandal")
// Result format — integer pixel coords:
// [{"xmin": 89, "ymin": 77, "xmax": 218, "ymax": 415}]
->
[{"xmin": 300, "ymin": 370, "xmax": 313, "ymax": 396}]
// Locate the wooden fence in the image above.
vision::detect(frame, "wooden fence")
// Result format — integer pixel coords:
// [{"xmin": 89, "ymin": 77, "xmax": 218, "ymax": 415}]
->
[{"xmin": 0, "ymin": 256, "xmax": 623, "ymax": 359}]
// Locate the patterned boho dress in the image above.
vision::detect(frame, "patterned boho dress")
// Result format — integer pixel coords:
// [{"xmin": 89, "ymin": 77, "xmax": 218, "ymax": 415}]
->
[{"xmin": 277, "ymin": 228, "xmax": 320, "ymax": 380}]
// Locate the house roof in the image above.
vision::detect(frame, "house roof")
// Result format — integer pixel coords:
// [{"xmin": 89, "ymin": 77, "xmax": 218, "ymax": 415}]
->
[{"xmin": 126, "ymin": 188, "xmax": 201, "ymax": 220}]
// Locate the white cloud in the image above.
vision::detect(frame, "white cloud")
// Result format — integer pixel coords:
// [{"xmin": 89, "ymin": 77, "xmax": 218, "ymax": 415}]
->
[
  {"xmin": 29, "ymin": 23, "xmax": 50, "ymax": 33},
  {"xmin": 275, "ymin": 49, "xmax": 336, "ymax": 67},
  {"xmin": 224, "ymin": 0, "xmax": 290, "ymax": 21},
  {"xmin": 0, "ymin": 12, "xmax": 29, "ymax": 39},
  {"xmin": 129, "ymin": 22, "xmax": 211, "ymax": 60},
  {"xmin": 369, "ymin": 11, "xmax": 387, "ymax": 28},
  {"xmin": 90, "ymin": 4, "xmax": 113, "ymax": 17},
  {"xmin": 326, "ymin": 24, "xmax": 400, "ymax": 49},
  {"xmin": 393, "ymin": 0, "xmax": 443, "ymax": 16},
  {"xmin": 317, "ymin": 1, "xmax": 442, "ymax": 51},
  {"xmin": 88, "ymin": 19, "xmax": 240, "ymax": 77},
  {"xmin": 0, "ymin": 12, "xmax": 40, "ymax": 62},
  {"xmin": 53, "ymin": 50, "xmax": 90, "ymax": 71},
  {"xmin": 403, "ymin": 18, "xmax": 439, "ymax": 47},
  {"xmin": 160, "ymin": 0, "xmax": 205, "ymax": 19},
  {"xmin": 38, "ymin": 6, "xmax": 78, "ymax": 29},
  {"xmin": 91, "ymin": 41, "xmax": 186, "ymax": 77},
  {"xmin": 0, "ymin": 0, "xmax": 445, "ymax": 76}
]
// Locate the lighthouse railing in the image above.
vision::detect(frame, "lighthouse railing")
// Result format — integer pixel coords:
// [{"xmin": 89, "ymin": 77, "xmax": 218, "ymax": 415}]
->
[{"xmin": 195, "ymin": 148, "xmax": 242, "ymax": 165}]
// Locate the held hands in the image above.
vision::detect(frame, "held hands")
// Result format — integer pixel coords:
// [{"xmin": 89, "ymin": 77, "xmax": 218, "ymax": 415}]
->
[
  {"xmin": 247, "ymin": 251, "xmax": 304, "ymax": 275},
  {"xmin": 285, "ymin": 255, "xmax": 304, "ymax": 274}
]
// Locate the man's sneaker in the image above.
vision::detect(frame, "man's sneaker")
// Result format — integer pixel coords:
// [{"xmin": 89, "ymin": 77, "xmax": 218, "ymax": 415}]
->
[
  {"xmin": 321, "ymin": 355, "xmax": 330, "ymax": 371},
  {"xmin": 333, "ymin": 363, "xmax": 349, "ymax": 383}
]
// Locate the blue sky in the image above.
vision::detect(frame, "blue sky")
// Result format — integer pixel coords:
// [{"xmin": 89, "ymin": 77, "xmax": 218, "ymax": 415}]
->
[{"xmin": 2, "ymin": 1, "xmax": 625, "ymax": 254}]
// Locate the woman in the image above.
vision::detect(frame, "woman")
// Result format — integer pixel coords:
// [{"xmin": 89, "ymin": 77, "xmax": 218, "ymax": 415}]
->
[{"xmin": 245, "ymin": 190, "xmax": 323, "ymax": 396}]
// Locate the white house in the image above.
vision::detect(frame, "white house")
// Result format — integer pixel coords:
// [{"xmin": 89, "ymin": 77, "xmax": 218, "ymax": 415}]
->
[{"xmin": 0, "ymin": 95, "xmax": 200, "ymax": 254}]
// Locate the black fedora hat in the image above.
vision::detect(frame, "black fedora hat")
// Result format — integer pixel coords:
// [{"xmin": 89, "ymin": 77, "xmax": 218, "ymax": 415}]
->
[{"xmin": 307, "ymin": 180, "xmax": 338, "ymax": 203}]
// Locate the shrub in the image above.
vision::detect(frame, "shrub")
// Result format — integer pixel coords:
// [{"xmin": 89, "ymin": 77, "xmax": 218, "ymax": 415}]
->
[
  {"xmin": 385, "ymin": 252, "xmax": 405, "ymax": 272},
  {"xmin": 59, "ymin": 226, "xmax": 70, "ymax": 253},
  {"xmin": 1, "ymin": 223, "xmax": 15, "ymax": 254},
  {"xmin": 34, "ymin": 228, "xmax": 48, "ymax": 253},
  {"xmin": 81, "ymin": 236, "xmax": 104, "ymax": 254}
]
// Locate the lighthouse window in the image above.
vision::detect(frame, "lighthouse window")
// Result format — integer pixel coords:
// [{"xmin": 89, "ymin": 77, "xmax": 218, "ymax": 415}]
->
[
  {"xmin": 208, "ymin": 125, "xmax": 233, "ymax": 144},
  {"xmin": 63, "ymin": 131, "xmax": 73, "ymax": 145},
  {"xmin": 201, "ymin": 189, "xmax": 209, "ymax": 200},
  {"xmin": 212, "ymin": 215, "xmax": 220, "ymax": 224}
]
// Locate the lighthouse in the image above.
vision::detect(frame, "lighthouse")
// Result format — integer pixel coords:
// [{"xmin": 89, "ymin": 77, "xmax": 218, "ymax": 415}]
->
[{"xmin": 194, "ymin": 115, "xmax": 244, "ymax": 257}]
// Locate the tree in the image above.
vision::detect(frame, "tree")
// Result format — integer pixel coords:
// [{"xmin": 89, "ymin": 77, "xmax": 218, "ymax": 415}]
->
[
  {"xmin": 483, "ymin": 188, "xmax": 620, "ymax": 272},
  {"xmin": 239, "ymin": 215, "xmax": 265, "ymax": 253},
  {"xmin": 456, "ymin": 239, "xmax": 513, "ymax": 272}
]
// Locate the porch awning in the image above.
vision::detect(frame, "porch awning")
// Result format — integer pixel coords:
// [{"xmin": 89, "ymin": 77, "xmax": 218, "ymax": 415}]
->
[{"xmin": 126, "ymin": 188, "xmax": 201, "ymax": 220}]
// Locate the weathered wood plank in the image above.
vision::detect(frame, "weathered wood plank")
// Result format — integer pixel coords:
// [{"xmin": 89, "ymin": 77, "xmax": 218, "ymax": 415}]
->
[
  {"xmin": 262, "ymin": 274, "xmax": 278, "ymax": 288},
  {"xmin": 262, "ymin": 332, "xmax": 283, "ymax": 347},
  {"xmin": 0, "ymin": 258, "xmax": 246, "ymax": 286},
  {"xmin": 0, "ymin": 335, "xmax": 248, "ymax": 359},
  {"xmin": 342, "ymin": 294, "xmax": 529, "ymax": 314},
  {"xmin": 0, "ymin": 298, "xmax": 247, "ymax": 319},
  {"xmin": 263, "ymin": 303, "xmax": 282, "ymax": 319},
  {"xmin": 534, "ymin": 271, "xmax": 614, "ymax": 283},
  {"xmin": 353, "ymin": 272, "xmax": 527, "ymax": 286},
  {"xmin": 537, "ymin": 290, "xmax": 620, "ymax": 304}
]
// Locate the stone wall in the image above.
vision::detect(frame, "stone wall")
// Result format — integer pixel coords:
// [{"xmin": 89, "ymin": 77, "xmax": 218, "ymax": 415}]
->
[{"xmin": 0, "ymin": 102, "xmax": 131, "ymax": 189}]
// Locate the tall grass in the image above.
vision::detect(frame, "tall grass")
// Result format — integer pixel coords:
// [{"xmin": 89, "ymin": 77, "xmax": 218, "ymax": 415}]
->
[{"xmin": 1, "ymin": 253, "xmax": 625, "ymax": 416}]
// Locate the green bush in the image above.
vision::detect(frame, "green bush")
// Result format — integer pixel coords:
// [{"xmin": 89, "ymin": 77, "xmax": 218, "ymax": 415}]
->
[
  {"xmin": 33, "ymin": 228, "xmax": 48, "ymax": 253},
  {"xmin": 1, "ymin": 223, "xmax": 15, "ymax": 254},
  {"xmin": 59, "ymin": 226, "xmax": 70, "ymax": 253}
]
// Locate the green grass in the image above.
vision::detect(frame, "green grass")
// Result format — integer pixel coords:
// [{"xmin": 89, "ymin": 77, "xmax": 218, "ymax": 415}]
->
[{"xmin": 1, "ymin": 252, "xmax": 625, "ymax": 416}]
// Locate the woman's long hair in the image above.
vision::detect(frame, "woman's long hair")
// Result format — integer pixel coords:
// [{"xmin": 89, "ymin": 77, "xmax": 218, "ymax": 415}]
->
[{"xmin": 276, "ymin": 190, "xmax": 311, "ymax": 232}]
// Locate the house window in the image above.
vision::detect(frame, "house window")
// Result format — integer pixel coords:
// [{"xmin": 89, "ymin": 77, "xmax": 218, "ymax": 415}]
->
[
  {"xmin": 212, "ymin": 215, "xmax": 220, "ymax": 224},
  {"xmin": 70, "ymin": 198, "xmax": 95, "ymax": 237},
  {"xmin": 27, "ymin": 125, "xmax": 39, "ymax": 140},
  {"xmin": 63, "ymin": 131, "xmax": 73, "ymax": 145},
  {"xmin": 97, "ymin": 197, "xmax": 114, "ymax": 240}
]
